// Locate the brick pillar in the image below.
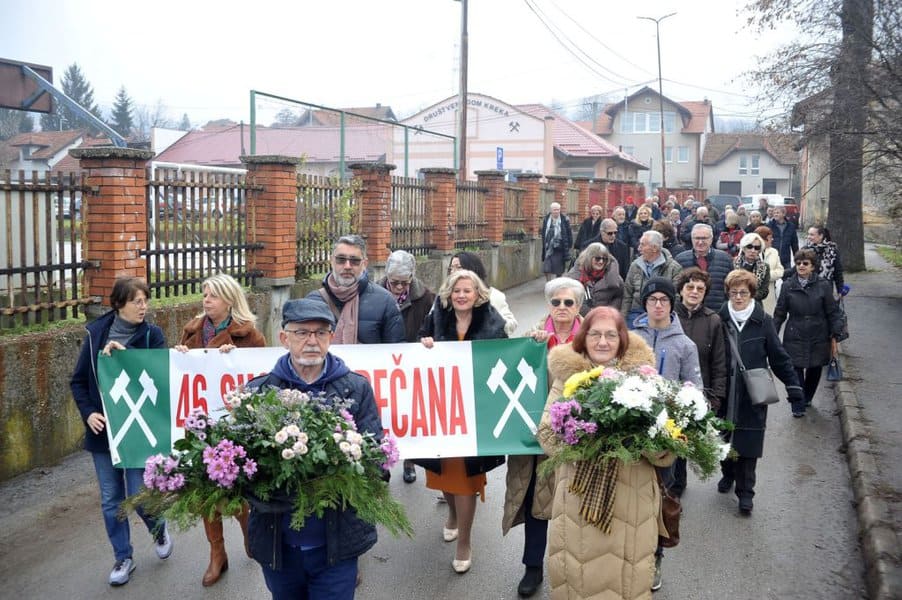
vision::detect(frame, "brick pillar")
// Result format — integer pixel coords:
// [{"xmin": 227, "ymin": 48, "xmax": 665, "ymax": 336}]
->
[
  {"xmin": 69, "ymin": 147, "xmax": 153, "ymax": 310},
  {"xmin": 349, "ymin": 162, "xmax": 396, "ymax": 264},
  {"xmin": 421, "ymin": 168, "xmax": 458, "ymax": 253},
  {"xmin": 475, "ymin": 170, "xmax": 505, "ymax": 246},
  {"xmin": 241, "ymin": 155, "xmax": 302, "ymax": 282},
  {"xmin": 572, "ymin": 176, "xmax": 591, "ymax": 219},
  {"xmin": 516, "ymin": 173, "xmax": 544, "ymax": 237}
]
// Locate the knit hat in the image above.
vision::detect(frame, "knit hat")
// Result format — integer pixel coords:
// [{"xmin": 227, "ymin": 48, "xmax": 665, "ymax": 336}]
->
[{"xmin": 640, "ymin": 276, "xmax": 676, "ymax": 308}]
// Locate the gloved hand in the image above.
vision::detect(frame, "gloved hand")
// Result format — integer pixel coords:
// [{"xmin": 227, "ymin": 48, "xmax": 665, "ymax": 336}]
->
[
  {"xmin": 787, "ymin": 386, "xmax": 805, "ymax": 413},
  {"xmin": 840, "ymin": 284, "xmax": 851, "ymax": 297}
]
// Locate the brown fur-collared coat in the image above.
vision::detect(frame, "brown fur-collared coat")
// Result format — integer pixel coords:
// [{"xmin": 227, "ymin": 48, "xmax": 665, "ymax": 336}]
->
[
  {"xmin": 537, "ymin": 333, "xmax": 673, "ymax": 600},
  {"xmin": 179, "ymin": 316, "xmax": 266, "ymax": 350}
]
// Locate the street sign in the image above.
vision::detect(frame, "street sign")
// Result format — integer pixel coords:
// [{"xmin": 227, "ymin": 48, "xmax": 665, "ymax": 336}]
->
[{"xmin": 496, "ymin": 147, "xmax": 503, "ymax": 170}]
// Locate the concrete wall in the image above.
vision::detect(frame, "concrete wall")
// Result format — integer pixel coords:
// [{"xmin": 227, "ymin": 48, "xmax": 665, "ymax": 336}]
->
[{"xmin": 0, "ymin": 240, "xmax": 541, "ymax": 482}]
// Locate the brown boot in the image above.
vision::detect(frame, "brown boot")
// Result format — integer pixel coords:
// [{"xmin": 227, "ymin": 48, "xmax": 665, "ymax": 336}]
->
[
  {"xmin": 202, "ymin": 515, "xmax": 229, "ymax": 587},
  {"xmin": 236, "ymin": 502, "xmax": 252, "ymax": 559}
]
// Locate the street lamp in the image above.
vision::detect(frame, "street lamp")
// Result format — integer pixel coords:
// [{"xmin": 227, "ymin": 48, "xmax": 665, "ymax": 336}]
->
[
  {"xmin": 638, "ymin": 12, "xmax": 675, "ymax": 197},
  {"xmin": 455, "ymin": 0, "xmax": 469, "ymax": 182}
]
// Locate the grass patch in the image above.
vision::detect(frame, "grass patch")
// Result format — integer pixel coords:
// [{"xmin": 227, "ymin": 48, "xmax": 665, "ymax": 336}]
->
[
  {"xmin": 876, "ymin": 245, "xmax": 902, "ymax": 268},
  {"xmin": 0, "ymin": 316, "xmax": 85, "ymax": 338}
]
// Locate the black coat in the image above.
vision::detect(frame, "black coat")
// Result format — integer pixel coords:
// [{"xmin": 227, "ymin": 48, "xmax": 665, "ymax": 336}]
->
[
  {"xmin": 308, "ymin": 274, "xmax": 405, "ymax": 344},
  {"xmin": 607, "ymin": 238, "xmax": 631, "ymax": 281},
  {"xmin": 376, "ymin": 276, "xmax": 435, "ymax": 343},
  {"xmin": 773, "ymin": 275, "xmax": 843, "ymax": 368},
  {"xmin": 717, "ymin": 302, "xmax": 801, "ymax": 457},
  {"xmin": 540, "ymin": 213, "xmax": 573, "ymax": 261},
  {"xmin": 675, "ymin": 301, "xmax": 727, "ymax": 410},
  {"xmin": 627, "ymin": 220, "xmax": 653, "ymax": 252},
  {"xmin": 415, "ymin": 300, "xmax": 507, "ymax": 476},
  {"xmin": 574, "ymin": 216, "xmax": 602, "ymax": 251}
]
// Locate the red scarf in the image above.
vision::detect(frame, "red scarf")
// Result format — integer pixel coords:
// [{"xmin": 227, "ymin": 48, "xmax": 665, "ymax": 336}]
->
[{"xmin": 579, "ymin": 267, "xmax": 607, "ymax": 285}]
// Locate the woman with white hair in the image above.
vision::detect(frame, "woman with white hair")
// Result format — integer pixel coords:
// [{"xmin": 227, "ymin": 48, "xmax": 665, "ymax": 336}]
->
[
  {"xmin": 377, "ymin": 250, "xmax": 435, "ymax": 483},
  {"xmin": 174, "ymin": 273, "xmax": 266, "ymax": 587},
  {"xmin": 733, "ymin": 232, "xmax": 771, "ymax": 302},
  {"xmin": 565, "ymin": 243, "xmax": 623, "ymax": 316}
]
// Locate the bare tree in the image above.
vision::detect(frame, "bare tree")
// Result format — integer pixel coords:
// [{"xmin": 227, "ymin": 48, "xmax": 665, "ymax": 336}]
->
[{"xmin": 133, "ymin": 100, "xmax": 174, "ymax": 142}]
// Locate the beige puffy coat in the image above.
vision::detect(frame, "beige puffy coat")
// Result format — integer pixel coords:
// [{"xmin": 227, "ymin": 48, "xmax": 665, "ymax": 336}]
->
[{"xmin": 537, "ymin": 334, "xmax": 673, "ymax": 600}]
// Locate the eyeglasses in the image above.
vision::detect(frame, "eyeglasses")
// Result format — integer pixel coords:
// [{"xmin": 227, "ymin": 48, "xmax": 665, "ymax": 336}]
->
[
  {"xmin": 728, "ymin": 290, "xmax": 751, "ymax": 298},
  {"xmin": 586, "ymin": 331, "xmax": 620, "ymax": 343},
  {"xmin": 592, "ymin": 256, "xmax": 607, "ymax": 262},
  {"xmin": 334, "ymin": 255, "xmax": 363, "ymax": 266},
  {"xmin": 646, "ymin": 296, "xmax": 671, "ymax": 306},
  {"xmin": 602, "ymin": 230, "xmax": 617, "ymax": 235},
  {"xmin": 550, "ymin": 298, "xmax": 576, "ymax": 307},
  {"xmin": 795, "ymin": 260, "xmax": 812, "ymax": 266},
  {"xmin": 388, "ymin": 279, "xmax": 411, "ymax": 289},
  {"xmin": 744, "ymin": 245, "xmax": 762, "ymax": 251},
  {"xmin": 284, "ymin": 328, "xmax": 331, "ymax": 340},
  {"xmin": 682, "ymin": 283, "xmax": 706, "ymax": 292},
  {"xmin": 691, "ymin": 236, "xmax": 712, "ymax": 242},
  {"xmin": 129, "ymin": 298, "xmax": 149, "ymax": 308}
]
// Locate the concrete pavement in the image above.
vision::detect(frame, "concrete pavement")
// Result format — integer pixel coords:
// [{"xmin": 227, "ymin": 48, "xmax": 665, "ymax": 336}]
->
[{"xmin": 831, "ymin": 244, "xmax": 902, "ymax": 600}]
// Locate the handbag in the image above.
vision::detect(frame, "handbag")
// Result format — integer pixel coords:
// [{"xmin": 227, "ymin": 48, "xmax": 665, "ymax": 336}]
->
[
  {"xmin": 826, "ymin": 355, "xmax": 843, "ymax": 381},
  {"xmin": 726, "ymin": 330, "xmax": 780, "ymax": 406},
  {"xmin": 656, "ymin": 470, "xmax": 681, "ymax": 548},
  {"xmin": 834, "ymin": 297, "xmax": 850, "ymax": 342}
]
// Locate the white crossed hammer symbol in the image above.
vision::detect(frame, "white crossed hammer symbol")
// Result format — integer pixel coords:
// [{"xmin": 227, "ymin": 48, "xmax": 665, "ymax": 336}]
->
[
  {"xmin": 488, "ymin": 358, "xmax": 538, "ymax": 438},
  {"xmin": 109, "ymin": 370, "xmax": 159, "ymax": 455}
]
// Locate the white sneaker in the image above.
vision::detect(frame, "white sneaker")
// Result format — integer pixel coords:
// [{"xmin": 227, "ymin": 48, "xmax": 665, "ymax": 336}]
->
[
  {"xmin": 154, "ymin": 523, "xmax": 173, "ymax": 559},
  {"xmin": 109, "ymin": 558, "xmax": 136, "ymax": 586}
]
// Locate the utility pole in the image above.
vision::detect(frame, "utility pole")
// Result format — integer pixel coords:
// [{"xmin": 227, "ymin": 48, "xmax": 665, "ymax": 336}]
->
[
  {"xmin": 638, "ymin": 13, "xmax": 675, "ymax": 197},
  {"xmin": 457, "ymin": 0, "xmax": 469, "ymax": 181}
]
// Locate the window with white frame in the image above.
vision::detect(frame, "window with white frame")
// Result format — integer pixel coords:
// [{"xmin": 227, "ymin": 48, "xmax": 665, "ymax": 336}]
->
[
  {"xmin": 739, "ymin": 156, "xmax": 748, "ymax": 175},
  {"xmin": 620, "ymin": 111, "xmax": 676, "ymax": 134},
  {"xmin": 677, "ymin": 146, "xmax": 689, "ymax": 163},
  {"xmin": 751, "ymin": 154, "xmax": 760, "ymax": 175},
  {"xmin": 664, "ymin": 146, "xmax": 673, "ymax": 163},
  {"xmin": 622, "ymin": 146, "xmax": 635, "ymax": 156}
]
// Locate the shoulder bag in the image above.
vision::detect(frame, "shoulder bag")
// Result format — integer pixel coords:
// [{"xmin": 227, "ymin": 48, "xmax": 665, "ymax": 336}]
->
[
  {"xmin": 726, "ymin": 330, "xmax": 780, "ymax": 406},
  {"xmin": 656, "ymin": 469, "xmax": 681, "ymax": 548}
]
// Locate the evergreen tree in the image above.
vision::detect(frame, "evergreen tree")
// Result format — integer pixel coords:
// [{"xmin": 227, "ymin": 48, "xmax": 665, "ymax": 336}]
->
[
  {"xmin": 39, "ymin": 63, "xmax": 103, "ymax": 132},
  {"xmin": 110, "ymin": 86, "xmax": 134, "ymax": 138},
  {"xmin": 0, "ymin": 109, "xmax": 35, "ymax": 140}
]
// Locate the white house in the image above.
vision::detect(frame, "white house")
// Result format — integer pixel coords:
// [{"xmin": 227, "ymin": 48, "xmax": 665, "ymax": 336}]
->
[{"xmin": 701, "ymin": 133, "xmax": 799, "ymax": 197}]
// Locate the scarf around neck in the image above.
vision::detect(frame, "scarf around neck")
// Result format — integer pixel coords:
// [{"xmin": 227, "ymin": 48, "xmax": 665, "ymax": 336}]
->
[
  {"xmin": 326, "ymin": 274, "xmax": 360, "ymax": 344},
  {"xmin": 728, "ymin": 300, "xmax": 755, "ymax": 331}
]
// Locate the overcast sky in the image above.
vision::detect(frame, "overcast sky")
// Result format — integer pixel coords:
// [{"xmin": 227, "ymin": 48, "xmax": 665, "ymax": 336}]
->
[{"xmin": 1, "ymin": 0, "xmax": 792, "ymax": 127}]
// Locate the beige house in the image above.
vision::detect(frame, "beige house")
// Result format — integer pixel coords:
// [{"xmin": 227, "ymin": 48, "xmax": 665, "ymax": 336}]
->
[
  {"xmin": 701, "ymin": 133, "xmax": 799, "ymax": 197},
  {"xmin": 590, "ymin": 86, "xmax": 714, "ymax": 190},
  {"xmin": 398, "ymin": 93, "xmax": 647, "ymax": 180}
]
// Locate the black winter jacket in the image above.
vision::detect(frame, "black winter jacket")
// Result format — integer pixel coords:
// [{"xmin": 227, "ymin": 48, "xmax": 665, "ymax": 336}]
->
[
  {"xmin": 574, "ymin": 216, "xmax": 602, "ymax": 251},
  {"xmin": 244, "ymin": 353, "xmax": 381, "ymax": 570},
  {"xmin": 540, "ymin": 213, "xmax": 573, "ymax": 261},
  {"xmin": 376, "ymin": 276, "xmax": 435, "ymax": 343},
  {"xmin": 675, "ymin": 247, "xmax": 734, "ymax": 311},
  {"xmin": 70, "ymin": 311, "xmax": 167, "ymax": 453},
  {"xmin": 773, "ymin": 275, "xmax": 843, "ymax": 368},
  {"xmin": 675, "ymin": 301, "xmax": 727, "ymax": 410},
  {"xmin": 717, "ymin": 302, "xmax": 801, "ymax": 457},
  {"xmin": 308, "ymin": 273, "xmax": 405, "ymax": 344}
]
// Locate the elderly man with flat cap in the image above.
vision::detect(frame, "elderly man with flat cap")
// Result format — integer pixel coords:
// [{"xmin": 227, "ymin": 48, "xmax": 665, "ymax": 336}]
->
[{"xmin": 245, "ymin": 298, "xmax": 382, "ymax": 600}]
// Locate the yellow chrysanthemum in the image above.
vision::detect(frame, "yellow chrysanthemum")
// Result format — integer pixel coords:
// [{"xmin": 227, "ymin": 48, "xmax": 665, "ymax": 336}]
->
[
  {"xmin": 664, "ymin": 419, "xmax": 682, "ymax": 439},
  {"xmin": 563, "ymin": 368, "xmax": 601, "ymax": 397}
]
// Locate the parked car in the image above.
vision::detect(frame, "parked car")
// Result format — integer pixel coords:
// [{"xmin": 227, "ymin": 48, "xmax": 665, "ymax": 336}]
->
[
  {"xmin": 741, "ymin": 194, "xmax": 800, "ymax": 224},
  {"xmin": 705, "ymin": 194, "xmax": 742, "ymax": 215}
]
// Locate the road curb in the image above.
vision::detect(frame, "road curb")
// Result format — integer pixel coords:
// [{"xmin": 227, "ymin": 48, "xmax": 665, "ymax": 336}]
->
[{"xmin": 835, "ymin": 378, "xmax": 902, "ymax": 599}]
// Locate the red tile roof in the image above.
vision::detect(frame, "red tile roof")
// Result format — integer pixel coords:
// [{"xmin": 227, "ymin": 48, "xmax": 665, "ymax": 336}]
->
[
  {"xmin": 590, "ymin": 87, "xmax": 712, "ymax": 135},
  {"xmin": 51, "ymin": 135, "xmax": 113, "ymax": 173},
  {"xmin": 0, "ymin": 129, "xmax": 85, "ymax": 166},
  {"xmin": 702, "ymin": 133, "xmax": 800, "ymax": 166},
  {"xmin": 517, "ymin": 104, "xmax": 647, "ymax": 169},
  {"xmin": 154, "ymin": 124, "xmax": 389, "ymax": 168}
]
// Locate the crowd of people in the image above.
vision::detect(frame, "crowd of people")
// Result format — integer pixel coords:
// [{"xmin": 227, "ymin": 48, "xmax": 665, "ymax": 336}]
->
[{"xmin": 71, "ymin": 195, "xmax": 848, "ymax": 599}]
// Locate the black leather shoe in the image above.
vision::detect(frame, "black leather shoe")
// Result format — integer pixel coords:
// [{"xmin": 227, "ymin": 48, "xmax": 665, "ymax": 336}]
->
[
  {"xmin": 402, "ymin": 461, "xmax": 416, "ymax": 483},
  {"xmin": 738, "ymin": 496, "xmax": 753, "ymax": 515},
  {"xmin": 717, "ymin": 477, "xmax": 733, "ymax": 493},
  {"xmin": 517, "ymin": 566, "xmax": 543, "ymax": 597}
]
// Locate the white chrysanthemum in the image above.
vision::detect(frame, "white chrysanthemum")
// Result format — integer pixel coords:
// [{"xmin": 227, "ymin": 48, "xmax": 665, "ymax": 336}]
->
[
  {"xmin": 717, "ymin": 443, "xmax": 731, "ymax": 461},
  {"xmin": 281, "ymin": 448, "xmax": 296, "ymax": 460},
  {"xmin": 274, "ymin": 430, "xmax": 289, "ymax": 444},
  {"xmin": 346, "ymin": 431, "xmax": 363, "ymax": 446},
  {"xmin": 339, "ymin": 441, "xmax": 351, "ymax": 453},
  {"xmin": 675, "ymin": 385, "xmax": 709, "ymax": 421},
  {"xmin": 349, "ymin": 444, "xmax": 362, "ymax": 460},
  {"xmin": 296, "ymin": 432, "xmax": 309, "ymax": 445},
  {"xmin": 285, "ymin": 424, "xmax": 301, "ymax": 438},
  {"xmin": 611, "ymin": 376, "xmax": 656, "ymax": 412},
  {"xmin": 292, "ymin": 441, "xmax": 308, "ymax": 455}
]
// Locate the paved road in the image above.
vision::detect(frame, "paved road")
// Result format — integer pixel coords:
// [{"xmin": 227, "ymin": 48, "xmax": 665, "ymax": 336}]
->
[{"xmin": 0, "ymin": 276, "xmax": 867, "ymax": 599}]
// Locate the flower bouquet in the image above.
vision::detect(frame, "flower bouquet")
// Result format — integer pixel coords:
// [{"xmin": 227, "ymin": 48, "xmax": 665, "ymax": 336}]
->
[
  {"xmin": 125, "ymin": 387, "xmax": 412, "ymax": 537},
  {"xmin": 539, "ymin": 365, "xmax": 732, "ymax": 531}
]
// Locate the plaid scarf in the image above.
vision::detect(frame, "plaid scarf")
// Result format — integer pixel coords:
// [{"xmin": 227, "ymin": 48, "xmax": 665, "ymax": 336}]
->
[{"xmin": 569, "ymin": 456, "xmax": 621, "ymax": 533}]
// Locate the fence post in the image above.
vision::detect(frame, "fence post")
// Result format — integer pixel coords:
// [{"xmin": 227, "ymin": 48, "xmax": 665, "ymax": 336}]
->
[
  {"xmin": 349, "ymin": 162, "xmax": 396, "ymax": 265},
  {"xmin": 421, "ymin": 168, "xmax": 458, "ymax": 255},
  {"xmin": 69, "ymin": 147, "xmax": 153, "ymax": 314},
  {"xmin": 240, "ymin": 155, "xmax": 302, "ymax": 343},
  {"xmin": 516, "ymin": 173, "xmax": 543, "ymax": 237},
  {"xmin": 475, "ymin": 170, "xmax": 505, "ymax": 246}
]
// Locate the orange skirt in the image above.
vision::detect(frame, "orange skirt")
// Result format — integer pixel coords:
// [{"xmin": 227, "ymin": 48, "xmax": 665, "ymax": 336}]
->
[{"xmin": 425, "ymin": 457, "xmax": 487, "ymax": 499}]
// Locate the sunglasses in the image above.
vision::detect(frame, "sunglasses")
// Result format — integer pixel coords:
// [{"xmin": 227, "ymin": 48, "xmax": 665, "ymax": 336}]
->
[
  {"xmin": 744, "ymin": 245, "xmax": 762, "ymax": 251},
  {"xmin": 592, "ymin": 255, "xmax": 607, "ymax": 261},
  {"xmin": 550, "ymin": 298, "xmax": 576, "ymax": 307},
  {"xmin": 602, "ymin": 230, "xmax": 617, "ymax": 235},
  {"xmin": 795, "ymin": 260, "xmax": 812, "ymax": 266},
  {"xmin": 334, "ymin": 255, "xmax": 363, "ymax": 266}
]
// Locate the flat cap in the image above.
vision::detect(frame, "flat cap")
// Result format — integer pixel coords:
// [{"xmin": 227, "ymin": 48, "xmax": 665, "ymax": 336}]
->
[{"xmin": 281, "ymin": 298, "xmax": 336, "ymax": 328}]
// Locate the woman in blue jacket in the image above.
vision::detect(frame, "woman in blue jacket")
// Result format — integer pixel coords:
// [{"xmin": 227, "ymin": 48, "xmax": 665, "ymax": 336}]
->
[{"xmin": 70, "ymin": 276, "xmax": 172, "ymax": 587}]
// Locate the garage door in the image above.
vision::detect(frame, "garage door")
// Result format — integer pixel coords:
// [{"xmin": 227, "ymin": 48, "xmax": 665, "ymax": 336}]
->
[{"xmin": 719, "ymin": 181, "xmax": 741, "ymax": 195}]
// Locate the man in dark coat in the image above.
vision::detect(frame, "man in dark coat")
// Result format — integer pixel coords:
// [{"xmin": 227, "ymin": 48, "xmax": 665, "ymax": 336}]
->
[
  {"xmin": 540, "ymin": 202, "xmax": 573, "ymax": 280},
  {"xmin": 673, "ymin": 268, "xmax": 727, "ymax": 497},
  {"xmin": 767, "ymin": 207, "xmax": 799, "ymax": 269},
  {"xmin": 307, "ymin": 234, "xmax": 404, "ymax": 345},
  {"xmin": 675, "ymin": 224, "xmax": 733, "ymax": 312},
  {"xmin": 600, "ymin": 218, "xmax": 630, "ymax": 280},
  {"xmin": 246, "ymin": 298, "xmax": 382, "ymax": 599}
]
